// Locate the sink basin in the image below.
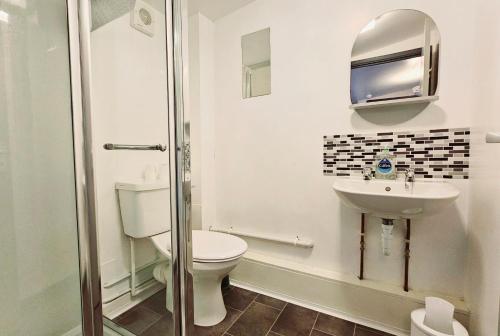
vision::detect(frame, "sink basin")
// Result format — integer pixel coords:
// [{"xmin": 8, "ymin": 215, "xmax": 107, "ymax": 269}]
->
[{"xmin": 333, "ymin": 178, "xmax": 460, "ymax": 219}]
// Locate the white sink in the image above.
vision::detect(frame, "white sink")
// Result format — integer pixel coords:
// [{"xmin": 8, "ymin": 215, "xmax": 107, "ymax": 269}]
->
[{"xmin": 333, "ymin": 178, "xmax": 460, "ymax": 219}]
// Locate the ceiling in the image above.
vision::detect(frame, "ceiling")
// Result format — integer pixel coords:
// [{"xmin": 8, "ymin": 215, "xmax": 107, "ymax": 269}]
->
[
  {"xmin": 188, "ymin": 0, "xmax": 256, "ymax": 21},
  {"xmin": 144, "ymin": 0, "xmax": 165, "ymax": 11},
  {"xmin": 91, "ymin": 0, "xmax": 249, "ymax": 31}
]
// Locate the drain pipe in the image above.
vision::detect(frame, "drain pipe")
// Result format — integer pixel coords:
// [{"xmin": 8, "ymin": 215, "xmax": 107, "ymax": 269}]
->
[{"xmin": 381, "ymin": 219, "xmax": 394, "ymax": 256}]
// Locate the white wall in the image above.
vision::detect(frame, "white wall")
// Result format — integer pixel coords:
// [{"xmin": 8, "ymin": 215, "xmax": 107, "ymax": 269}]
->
[
  {"xmin": 187, "ymin": 1, "xmax": 500, "ymax": 333},
  {"xmin": 90, "ymin": 9, "xmax": 170, "ymax": 301},
  {"xmin": 189, "ymin": 0, "xmax": 481, "ymax": 301},
  {"xmin": 466, "ymin": 0, "xmax": 500, "ymax": 334},
  {"xmin": 209, "ymin": 0, "xmax": 476, "ymax": 298},
  {"xmin": 189, "ymin": 13, "xmax": 217, "ymax": 231},
  {"xmin": 188, "ymin": 14, "xmax": 202, "ymax": 229}
]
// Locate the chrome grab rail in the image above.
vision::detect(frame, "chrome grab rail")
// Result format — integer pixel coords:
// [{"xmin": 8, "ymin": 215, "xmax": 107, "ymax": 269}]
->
[{"xmin": 103, "ymin": 143, "xmax": 167, "ymax": 152}]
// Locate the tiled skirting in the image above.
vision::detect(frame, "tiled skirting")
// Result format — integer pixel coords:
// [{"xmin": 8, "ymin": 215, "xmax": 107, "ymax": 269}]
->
[{"xmin": 323, "ymin": 128, "xmax": 470, "ymax": 179}]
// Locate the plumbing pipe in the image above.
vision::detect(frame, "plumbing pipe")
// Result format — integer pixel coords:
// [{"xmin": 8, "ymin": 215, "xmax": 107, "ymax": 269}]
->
[
  {"xmin": 381, "ymin": 219, "xmax": 394, "ymax": 256},
  {"xmin": 130, "ymin": 237, "xmax": 137, "ymax": 296},
  {"xmin": 103, "ymin": 257, "xmax": 163, "ymax": 288},
  {"xmin": 404, "ymin": 219, "xmax": 411, "ymax": 292},
  {"xmin": 102, "ymin": 278, "xmax": 159, "ymax": 304},
  {"xmin": 209, "ymin": 226, "xmax": 314, "ymax": 248},
  {"xmin": 359, "ymin": 213, "xmax": 366, "ymax": 280}
]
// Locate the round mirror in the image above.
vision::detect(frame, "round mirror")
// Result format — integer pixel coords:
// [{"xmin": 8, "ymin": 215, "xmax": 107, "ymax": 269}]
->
[{"xmin": 350, "ymin": 9, "xmax": 440, "ymax": 105}]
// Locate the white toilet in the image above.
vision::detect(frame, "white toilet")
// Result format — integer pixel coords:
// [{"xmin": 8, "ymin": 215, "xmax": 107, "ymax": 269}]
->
[{"xmin": 116, "ymin": 181, "xmax": 248, "ymax": 327}]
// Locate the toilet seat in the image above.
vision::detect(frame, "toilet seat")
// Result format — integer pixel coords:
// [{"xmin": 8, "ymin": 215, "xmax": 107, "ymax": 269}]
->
[{"xmin": 150, "ymin": 230, "xmax": 247, "ymax": 263}]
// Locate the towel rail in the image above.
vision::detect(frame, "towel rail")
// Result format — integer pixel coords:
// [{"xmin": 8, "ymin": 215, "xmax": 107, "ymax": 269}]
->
[
  {"xmin": 209, "ymin": 226, "xmax": 314, "ymax": 248},
  {"xmin": 103, "ymin": 143, "xmax": 167, "ymax": 151}
]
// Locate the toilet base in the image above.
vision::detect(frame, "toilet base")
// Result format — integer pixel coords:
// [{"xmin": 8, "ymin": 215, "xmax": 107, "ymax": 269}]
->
[
  {"xmin": 192, "ymin": 273, "xmax": 227, "ymax": 326},
  {"xmin": 152, "ymin": 258, "xmax": 241, "ymax": 326},
  {"xmin": 153, "ymin": 262, "xmax": 173, "ymax": 311}
]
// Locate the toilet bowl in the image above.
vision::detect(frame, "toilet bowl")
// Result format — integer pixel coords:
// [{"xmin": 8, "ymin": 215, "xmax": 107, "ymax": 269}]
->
[
  {"xmin": 115, "ymin": 180, "xmax": 248, "ymax": 326},
  {"xmin": 411, "ymin": 309, "xmax": 469, "ymax": 336},
  {"xmin": 150, "ymin": 230, "xmax": 247, "ymax": 326}
]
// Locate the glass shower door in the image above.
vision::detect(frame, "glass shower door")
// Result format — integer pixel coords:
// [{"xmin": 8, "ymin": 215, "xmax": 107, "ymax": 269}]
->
[
  {"xmin": 1, "ymin": 0, "xmax": 192, "ymax": 334},
  {"xmin": 0, "ymin": 0, "xmax": 83, "ymax": 335},
  {"xmin": 84, "ymin": 0, "xmax": 192, "ymax": 335}
]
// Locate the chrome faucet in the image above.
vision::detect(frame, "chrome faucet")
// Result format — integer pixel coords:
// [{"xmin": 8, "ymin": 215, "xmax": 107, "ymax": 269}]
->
[
  {"xmin": 405, "ymin": 168, "xmax": 415, "ymax": 189},
  {"xmin": 362, "ymin": 167, "xmax": 373, "ymax": 180}
]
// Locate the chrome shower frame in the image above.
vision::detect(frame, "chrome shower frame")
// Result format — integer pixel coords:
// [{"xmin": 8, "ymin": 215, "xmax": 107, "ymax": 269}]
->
[{"xmin": 65, "ymin": 0, "xmax": 193, "ymax": 335}]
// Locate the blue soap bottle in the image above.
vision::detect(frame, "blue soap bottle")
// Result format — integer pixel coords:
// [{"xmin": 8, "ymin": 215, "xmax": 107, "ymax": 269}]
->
[{"xmin": 375, "ymin": 146, "xmax": 396, "ymax": 180}]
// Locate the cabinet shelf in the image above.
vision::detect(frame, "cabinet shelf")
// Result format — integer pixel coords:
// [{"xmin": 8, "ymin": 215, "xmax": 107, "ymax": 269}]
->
[{"xmin": 350, "ymin": 96, "xmax": 439, "ymax": 110}]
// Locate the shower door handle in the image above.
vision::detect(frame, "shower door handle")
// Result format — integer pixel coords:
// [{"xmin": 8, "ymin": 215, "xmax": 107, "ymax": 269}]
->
[{"xmin": 103, "ymin": 143, "xmax": 168, "ymax": 152}]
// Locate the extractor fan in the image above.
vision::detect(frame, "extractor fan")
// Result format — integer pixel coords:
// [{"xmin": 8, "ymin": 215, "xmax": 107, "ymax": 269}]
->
[{"xmin": 130, "ymin": 0, "xmax": 155, "ymax": 37}]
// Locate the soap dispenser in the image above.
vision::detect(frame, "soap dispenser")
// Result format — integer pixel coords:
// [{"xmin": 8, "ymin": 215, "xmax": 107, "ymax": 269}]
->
[{"xmin": 375, "ymin": 146, "xmax": 396, "ymax": 180}]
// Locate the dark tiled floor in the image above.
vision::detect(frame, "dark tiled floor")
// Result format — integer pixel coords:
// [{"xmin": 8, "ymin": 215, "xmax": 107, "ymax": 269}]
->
[{"xmin": 113, "ymin": 286, "xmax": 395, "ymax": 336}]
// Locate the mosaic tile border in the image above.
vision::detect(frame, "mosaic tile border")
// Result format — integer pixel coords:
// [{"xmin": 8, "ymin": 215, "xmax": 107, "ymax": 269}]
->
[{"xmin": 323, "ymin": 128, "xmax": 470, "ymax": 179}]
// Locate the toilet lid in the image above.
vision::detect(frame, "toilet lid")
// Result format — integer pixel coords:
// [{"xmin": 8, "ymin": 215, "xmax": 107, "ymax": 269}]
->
[{"xmin": 150, "ymin": 230, "xmax": 248, "ymax": 263}]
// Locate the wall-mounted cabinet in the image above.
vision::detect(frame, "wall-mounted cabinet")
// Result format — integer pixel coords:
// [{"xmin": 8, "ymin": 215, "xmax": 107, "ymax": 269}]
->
[{"xmin": 350, "ymin": 9, "xmax": 440, "ymax": 110}]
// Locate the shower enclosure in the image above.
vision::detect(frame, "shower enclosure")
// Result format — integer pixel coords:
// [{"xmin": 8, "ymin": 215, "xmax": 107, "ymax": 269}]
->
[
  {"xmin": 1, "ymin": 0, "xmax": 193, "ymax": 335},
  {"xmin": 0, "ymin": 1, "xmax": 83, "ymax": 334}
]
